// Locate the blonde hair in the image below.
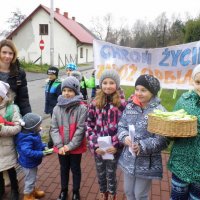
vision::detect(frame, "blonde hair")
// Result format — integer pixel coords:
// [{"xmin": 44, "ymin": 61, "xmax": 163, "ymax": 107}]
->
[
  {"xmin": 0, "ymin": 39, "xmax": 18, "ymax": 63},
  {"xmin": 95, "ymin": 89, "xmax": 122, "ymax": 109}
]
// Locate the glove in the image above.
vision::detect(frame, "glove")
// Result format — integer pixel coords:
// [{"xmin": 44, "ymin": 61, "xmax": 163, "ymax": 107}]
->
[
  {"xmin": 0, "ymin": 116, "xmax": 14, "ymax": 126},
  {"xmin": 43, "ymin": 148, "xmax": 54, "ymax": 156}
]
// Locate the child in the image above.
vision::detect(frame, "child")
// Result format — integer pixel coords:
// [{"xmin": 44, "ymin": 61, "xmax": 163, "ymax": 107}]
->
[
  {"xmin": 50, "ymin": 76, "xmax": 87, "ymax": 200},
  {"xmin": 71, "ymin": 70, "xmax": 95, "ymax": 101},
  {"xmin": 15, "ymin": 113, "xmax": 47, "ymax": 200},
  {"xmin": 86, "ymin": 69, "xmax": 126, "ymax": 200},
  {"xmin": 44, "ymin": 66, "xmax": 62, "ymax": 148},
  {"xmin": 168, "ymin": 64, "xmax": 200, "ymax": 199},
  {"xmin": 65, "ymin": 63, "xmax": 77, "ymax": 76},
  {"xmin": 0, "ymin": 81, "xmax": 21, "ymax": 200},
  {"xmin": 117, "ymin": 74, "xmax": 168, "ymax": 200}
]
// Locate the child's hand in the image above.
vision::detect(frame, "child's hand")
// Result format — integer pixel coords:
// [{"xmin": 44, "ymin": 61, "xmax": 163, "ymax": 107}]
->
[
  {"xmin": 64, "ymin": 145, "xmax": 69, "ymax": 152},
  {"xmin": 95, "ymin": 148, "xmax": 105, "ymax": 155},
  {"xmin": 124, "ymin": 136, "xmax": 132, "ymax": 147},
  {"xmin": 106, "ymin": 146, "xmax": 117, "ymax": 154},
  {"xmin": 132, "ymin": 143, "xmax": 140, "ymax": 155},
  {"xmin": 58, "ymin": 147, "xmax": 65, "ymax": 155}
]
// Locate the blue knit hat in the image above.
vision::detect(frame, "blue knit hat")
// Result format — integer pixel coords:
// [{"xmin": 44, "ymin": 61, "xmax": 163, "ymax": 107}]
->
[{"xmin": 65, "ymin": 63, "xmax": 77, "ymax": 71}]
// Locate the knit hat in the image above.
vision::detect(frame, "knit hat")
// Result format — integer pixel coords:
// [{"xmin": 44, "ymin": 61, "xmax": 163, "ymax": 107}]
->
[
  {"xmin": 99, "ymin": 69, "xmax": 120, "ymax": 89},
  {"xmin": 65, "ymin": 63, "xmax": 77, "ymax": 71},
  {"xmin": 192, "ymin": 64, "xmax": 200, "ymax": 80},
  {"xmin": 61, "ymin": 76, "xmax": 80, "ymax": 95},
  {"xmin": 135, "ymin": 74, "xmax": 160, "ymax": 96},
  {"xmin": 71, "ymin": 71, "xmax": 82, "ymax": 82},
  {"xmin": 22, "ymin": 113, "xmax": 42, "ymax": 131},
  {"xmin": 47, "ymin": 66, "xmax": 59, "ymax": 77},
  {"xmin": 0, "ymin": 81, "xmax": 10, "ymax": 98}
]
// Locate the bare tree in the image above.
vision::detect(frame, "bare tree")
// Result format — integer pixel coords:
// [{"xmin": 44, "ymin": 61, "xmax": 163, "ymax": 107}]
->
[{"xmin": 0, "ymin": 9, "xmax": 26, "ymax": 38}]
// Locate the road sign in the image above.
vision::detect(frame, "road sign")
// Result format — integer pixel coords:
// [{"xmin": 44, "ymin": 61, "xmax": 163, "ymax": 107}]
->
[{"xmin": 39, "ymin": 40, "xmax": 44, "ymax": 50}]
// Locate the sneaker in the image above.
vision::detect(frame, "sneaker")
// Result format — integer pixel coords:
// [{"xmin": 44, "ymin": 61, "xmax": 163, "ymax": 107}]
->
[
  {"xmin": 57, "ymin": 190, "xmax": 67, "ymax": 200},
  {"xmin": 72, "ymin": 191, "xmax": 80, "ymax": 200}
]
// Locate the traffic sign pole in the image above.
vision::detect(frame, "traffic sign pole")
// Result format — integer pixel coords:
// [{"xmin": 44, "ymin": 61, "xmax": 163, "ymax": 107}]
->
[{"xmin": 39, "ymin": 40, "xmax": 45, "ymax": 65}]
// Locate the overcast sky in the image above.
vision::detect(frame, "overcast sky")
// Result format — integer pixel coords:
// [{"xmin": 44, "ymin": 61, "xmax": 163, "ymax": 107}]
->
[{"xmin": 1, "ymin": 0, "xmax": 200, "ymax": 33}]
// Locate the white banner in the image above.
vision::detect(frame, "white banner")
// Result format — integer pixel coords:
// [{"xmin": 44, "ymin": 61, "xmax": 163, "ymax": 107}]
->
[{"xmin": 93, "ymin": 39, "xmax": 200, "ymax": 90}]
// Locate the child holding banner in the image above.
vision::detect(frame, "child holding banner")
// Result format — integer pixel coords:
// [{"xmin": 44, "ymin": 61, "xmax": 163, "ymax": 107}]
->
[
  {"xmin": 168, "ymin": 64, "xmax": 200, "ymax": 199},
  {"xmin": 86, "ymin": 69, "xmax": 126, "ymax": 200},
  {"xmin": 117, "ymin": 74, "xmax": 168, "ymax": 200}
]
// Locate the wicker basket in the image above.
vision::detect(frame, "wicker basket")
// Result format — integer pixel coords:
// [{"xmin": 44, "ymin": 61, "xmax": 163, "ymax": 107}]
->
[{"xmin": 147, "ymin": 114, "xmax": 197, "ymax": 137}]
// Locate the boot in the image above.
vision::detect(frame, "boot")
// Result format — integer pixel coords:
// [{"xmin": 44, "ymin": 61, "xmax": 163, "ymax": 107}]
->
[
  {"xmin": 72, "ymin": 190, "xmax": 80, "ymax": 200},
  {"xmin": 99, "ymin": 192, "xmax": 108, "ymax": 200},
  {"xmin": 23, "ymin": 193, "xmax": 35, "ymax": 200},
  {"xmin": 57, "ymin": 190, "xmax": 68, "ymax": 200},
  {"xmin": 10, "ymin": 189, "xmax": 19, "ymax": 200},
  {"xmin": 33, "ymin": 188, "xmax": 45, "ymax": 199},
  {"xmin": 107, "ymin": 193, "xmax": 117, "ymax": 200}
]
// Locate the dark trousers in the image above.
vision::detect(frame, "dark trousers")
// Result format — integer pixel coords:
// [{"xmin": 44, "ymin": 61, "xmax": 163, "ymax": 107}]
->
[
  {"xmin": 58, "ymin": 154, "xmax": 82, "ymax": 192},
  {"xmin": 0, "ymin": 167, "xmax": 18, "ymax": 191}
]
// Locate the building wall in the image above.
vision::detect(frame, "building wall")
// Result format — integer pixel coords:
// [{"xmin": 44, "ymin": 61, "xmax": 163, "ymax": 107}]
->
[{"xmin": 12, "ymin": 9, "xmax": 93, "ymax": 66}]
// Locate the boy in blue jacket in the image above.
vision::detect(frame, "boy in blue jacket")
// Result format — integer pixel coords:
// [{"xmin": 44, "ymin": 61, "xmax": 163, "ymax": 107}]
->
[
  {"xmin": 45, "ymin": 66, "xmax": 61, "ymax": 148},
  {"xmin": 15, "ymin": 113, "xmax": 48, "ymax": 200}
]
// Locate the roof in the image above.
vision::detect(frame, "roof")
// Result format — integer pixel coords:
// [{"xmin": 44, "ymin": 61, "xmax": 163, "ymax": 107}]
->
[{"xmin": 7, "ymin": 4, "xmax": 97, "ymax": 44}]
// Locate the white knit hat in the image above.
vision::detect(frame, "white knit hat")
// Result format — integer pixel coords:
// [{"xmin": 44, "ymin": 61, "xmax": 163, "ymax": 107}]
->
[
  {"xmin": 0, "ymin": 81, "xmax": 10, "ymax": 98},
  {"xmin": 192, "ymin": 64, "xmax": 200, "ymax": 80}
]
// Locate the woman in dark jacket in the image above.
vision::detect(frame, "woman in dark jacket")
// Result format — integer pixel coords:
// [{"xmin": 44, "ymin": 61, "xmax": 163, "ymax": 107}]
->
[{"xmin": 0, "ymin": 39, "xmax": 31, "ymax": 116}]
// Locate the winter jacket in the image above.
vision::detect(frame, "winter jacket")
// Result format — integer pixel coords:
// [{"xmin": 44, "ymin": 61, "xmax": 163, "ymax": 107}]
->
[
  {"xmin": 80, "ymin": 76, "xmax": 95, "ymax": 100},
  {"xmin": 0, "ymin": 59, "xmax": 31, "ymax": 116},
  {"xmin": 86, "ymin": 89, "xmax": 127, "ymax": 154},
  {"xmin": 0, "ymin": 101, "xmax": 21, "ymax": 172},
  {"xmin": 15, "ymin": 131, "xmax": 46, "ymax": 168},
  {"xmin": 168, "ymin": 91, "xmax": 200, "ymax": 183},
  {"xmin": 117, "ymin": 96, "xmax": 168, "ymax": 179},
  {"xmin": 51, "ymin": 94, "xmax": 87, "ymax": 154},
  {"xmin": 44, "ymin": 78, "xmax": 61, "ymax": 114}
]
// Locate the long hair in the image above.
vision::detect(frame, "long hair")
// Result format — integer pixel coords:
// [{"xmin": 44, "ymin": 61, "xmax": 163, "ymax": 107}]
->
[
  {"xmin": 0, "ymin": 39, "xmax": 20, "ymax": 76},
  {"xmin": 95, "ymin": 89, "xmax": 122, "ymax": 109},
  {"xmin": 0, "ymin": 39, "xmax": 18, "ymax": 63}
]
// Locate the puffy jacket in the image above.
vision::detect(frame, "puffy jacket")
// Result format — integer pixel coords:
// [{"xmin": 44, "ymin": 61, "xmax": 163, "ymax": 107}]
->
[
  {"xmin": 44, "ymin": 79, "xmax": 61, "ymax": 114},
  {"xmin": 15, "ymin": 131, "xmax": 45, "ymax": 168},
  {"xmin": 117, "ymin": 97, "xmax": 168, "ymax": 179},
  {"xmin": 0, "ymin": 102, "xmax": 21, "ymax": 172},
  {"xmin": 6, "ymin": 59, "xmax": 31, "ymax": 116},
  {"xmin": 86, "ymin": 89, "xmax": 127, "ymax": 154},
  {"xmin": 51, "ymin": 95, "xmax": 87, "ymax": 154}
]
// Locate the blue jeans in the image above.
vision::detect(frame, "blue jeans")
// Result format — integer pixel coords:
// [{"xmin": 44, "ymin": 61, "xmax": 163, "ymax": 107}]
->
[{"xmin": 170, "ymin": 173, "xmax": 200, "ymax": 200}]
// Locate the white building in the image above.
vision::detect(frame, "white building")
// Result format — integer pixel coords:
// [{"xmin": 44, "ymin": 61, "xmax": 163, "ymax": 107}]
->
[{"xmin": 7, "ymin": 4, "xmax": 97, "ymax": 66}]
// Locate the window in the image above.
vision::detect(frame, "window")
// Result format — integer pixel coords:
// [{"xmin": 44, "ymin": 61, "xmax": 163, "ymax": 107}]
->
[
  {"xmin": 39, "ymin": 24, "xmax": 48, "ymax": 35},
  {"xmin": 80, "ymin": 47, "xmax": 83, "ymax": 58}
]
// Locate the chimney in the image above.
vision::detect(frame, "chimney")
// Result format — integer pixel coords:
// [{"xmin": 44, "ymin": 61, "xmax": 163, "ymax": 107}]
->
[
  {"xmin": 55, "ymin": 8, "xmax": 60, "ymax": 14},
  {"xmin": 72, "ymin": 16, "xmax": 75, "ymax": 21},
  {"xmin": 64, "ymin": 12, "xmax": 68, "ymax": 18}
]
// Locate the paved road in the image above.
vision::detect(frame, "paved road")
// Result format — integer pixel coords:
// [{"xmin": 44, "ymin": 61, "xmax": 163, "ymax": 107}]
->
[{"xmin": 26, "ymin": 66, "xmax": 94, "ymax": 118}]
